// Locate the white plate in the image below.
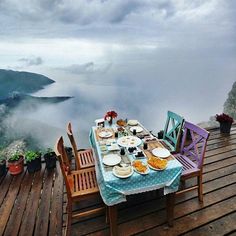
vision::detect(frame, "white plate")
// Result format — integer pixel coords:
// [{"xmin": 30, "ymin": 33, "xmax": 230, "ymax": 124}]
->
[
  {"xmin": 128, "ymin": 120, "xmax": 138, "ymax": 126},
  {"xmin": 117, "ymin": 136, "xmax": 142, "ymax": 148},
  {"xmin": 98, "ymin": 130, "xmax": 113, "ymax": 138},
  {"xmin": 108, "ymin": 144, "xmax": 120, "ymax": 151},
  {"xmin": 103, "ymin": 154, "xmax": 121, "ymax": 166},
  {"xmin": 132, "ymin": 161, "xmax": 149, "ymax": 175},
  {"xmin": 152, "ymin": 147, "xmax": 170, "ymax": 158},
  {"xmin": 130, "ymin": 126, "xmax": 143, "ymax": 133},
  {"xmin": 148, "ymin": 163, "xmax": 167, "ymax": 171},
  {"xmin": 112, "ymin": 166, "xmax": 134, "ymax": 178}
]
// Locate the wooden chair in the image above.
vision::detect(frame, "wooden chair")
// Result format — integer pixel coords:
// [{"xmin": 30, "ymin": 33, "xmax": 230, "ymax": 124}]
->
[
  {"xmin": 67, "ymin": 122, "xmax": 95, "ymax": 170},
  {"xmin": 159, "ymin": 111, "xmax": 184, "ymax": 153},
  {"xmin": 54, "ymin": 136, "xmax": 104, "ymax": 236},
  {"xmin": 174, "ymin": 121, "xmax": 210, "ymax": 202}
]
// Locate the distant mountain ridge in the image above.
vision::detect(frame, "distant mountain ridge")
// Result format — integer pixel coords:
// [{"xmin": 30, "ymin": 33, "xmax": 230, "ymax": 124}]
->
[
  {"xmin": 0, "ymin": 93, "xmax": 71, "ymax": 109},
  {"xmin": 0, "ymin": 69, "xmax": 54, "ymax": 99}
]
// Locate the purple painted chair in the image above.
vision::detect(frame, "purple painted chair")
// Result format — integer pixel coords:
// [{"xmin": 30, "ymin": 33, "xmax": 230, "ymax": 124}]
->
[{"xmin": 174, "ymin": 121, "xmax": 210, "ymax": 202}]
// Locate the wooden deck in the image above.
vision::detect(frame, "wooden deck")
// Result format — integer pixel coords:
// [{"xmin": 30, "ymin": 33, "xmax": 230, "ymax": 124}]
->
[{"xmin": 1, "ymin": 125, "xmax": 236, "ymax": 236}]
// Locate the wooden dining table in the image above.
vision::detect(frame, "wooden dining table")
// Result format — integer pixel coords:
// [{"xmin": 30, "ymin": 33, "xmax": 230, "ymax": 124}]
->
[{"xmin": 90, "ymin": 121, "xmax": 182, "ymax": 236}]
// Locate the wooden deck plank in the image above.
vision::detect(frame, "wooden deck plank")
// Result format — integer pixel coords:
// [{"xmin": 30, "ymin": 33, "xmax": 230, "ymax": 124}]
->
[
  {"xmin": 49, "ymin": 164, "xmax": 63, "ymax": 236},
  {"xmin": 18, "ymin": 168, "xmax": 45, "ymax": 236},
  {"xmin": 4, "ymin": 171, "xmax": 34, "ymax": 236},
  {"xmin": 0, "ymin": 171, "xmax": 25, "ymax": 236},
  {"xmin": 34, "ymin": 169, "xmax": 54, "ymax": 236},
  {"xmin": 0, "ymin": 173, "xmax": 13, "ymax": 205},
  {"xmin": 183, "ymin": 211, "xmax": 236, "ymax": 236}
]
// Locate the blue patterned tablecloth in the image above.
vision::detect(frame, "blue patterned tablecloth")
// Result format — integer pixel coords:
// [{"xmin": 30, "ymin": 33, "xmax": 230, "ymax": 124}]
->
[{"xmin": 90, "ymin": 127, "xmax": 182, "ymax": 206}]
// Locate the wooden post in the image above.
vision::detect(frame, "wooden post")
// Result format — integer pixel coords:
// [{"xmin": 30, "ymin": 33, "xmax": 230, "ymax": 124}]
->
[
  {"xmin": 108, "ymin": 205, "xmax": 117, "ymax": 236},
  {"xmin": 166, "ymin": 193, "xmax": 175, "ymax": 227}
]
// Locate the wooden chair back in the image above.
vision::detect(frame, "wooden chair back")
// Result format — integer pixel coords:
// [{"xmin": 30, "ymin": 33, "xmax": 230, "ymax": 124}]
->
[
  {"xmin": 163, "ymin": 111, "xmax": 184, "ymax": 152},
  {"xmin": 54, "ymin": 136, "xmax": 73, "ymax": 198},
  {"xmin": 67, "ymin": 122, "xmax": 80, "ymax": 166},
  {"xmin": 180, "ymin": 121, "xmax": 210, "ymax": 169}
]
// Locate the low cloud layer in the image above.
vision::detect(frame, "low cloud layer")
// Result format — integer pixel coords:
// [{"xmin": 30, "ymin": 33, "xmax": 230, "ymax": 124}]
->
[{"xmin": 18, "ymin": 56, "xmax": 43, "ymax": 67}]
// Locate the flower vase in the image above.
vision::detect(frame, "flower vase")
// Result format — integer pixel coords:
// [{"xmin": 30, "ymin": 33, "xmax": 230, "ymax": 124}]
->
[
  {"xmin": 220, "ymin": 122, "xmax": 232, "ymax": 134},
  {"xmin": 108, "ymin": 117, "xmax": 113, "ymax": 126}
]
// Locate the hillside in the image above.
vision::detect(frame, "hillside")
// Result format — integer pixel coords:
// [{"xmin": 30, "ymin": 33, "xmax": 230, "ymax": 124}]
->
[
  {"xmin": 0, "ymin": 69, "xmax": 54, "ymax": 99},
  {"xmin": 224, "ymin": 81, "xmax": 236, "ymax": 119}
]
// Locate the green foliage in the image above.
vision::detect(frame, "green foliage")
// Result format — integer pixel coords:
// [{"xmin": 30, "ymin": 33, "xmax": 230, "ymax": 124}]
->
[
  {"xmin": 9, "ymin": 153, "xmax": 22, "ymax": 162},
  {"xmin": 25, "ymin": 150, "xmax": 41, "ymax": 162}
]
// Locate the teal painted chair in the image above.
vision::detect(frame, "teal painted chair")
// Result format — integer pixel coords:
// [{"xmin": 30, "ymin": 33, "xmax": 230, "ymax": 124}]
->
[{"xmin": 159, "ymin": 111, "xmax": 184, "ymax": 153}]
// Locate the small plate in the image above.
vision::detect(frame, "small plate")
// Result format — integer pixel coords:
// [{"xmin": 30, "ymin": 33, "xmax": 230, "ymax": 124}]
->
[
  {"xmin": 130, "ymin": 126, "xmax": 143, "ymax": 133},
  {"xmin": 108, "ymin": 144, "xmax": 120, "ymax": 151},
  {"xmin": 152, "ymin": 147, "xmax": 170, "ymax": 158},
  {"xmin": 113, "ymin": 166, "xmax": 134, "ymax": 178},
  {"xmin": 98, "ymin": 130, "xmax": 113, "ymax": 138},
  {"xmin": 148, "ymin": 162, "xmax": 167, "ymax": 171},
  {"xmin": 132, "ymin": 161, "xmax": 149, "ymax": 175},
  {"xmin": 103, "ymin": 154, "xmax": 121, "ymax": 166},
  {"xmin": 128, "ymin": 120, "xmax": 138, "ymax": 126},
  {"xmin": 117, "ymin": 136, "xmax": 142, "ymax": 148}
]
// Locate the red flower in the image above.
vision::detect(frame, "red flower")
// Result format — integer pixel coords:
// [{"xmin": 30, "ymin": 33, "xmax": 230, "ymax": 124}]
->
[
  {"xmin": 216, "ymin": 113, "xmax": 233, "ymax": 123},
  {"xmin": 104, "ymin": 110, "xmax": 118, "ymax": 120}
]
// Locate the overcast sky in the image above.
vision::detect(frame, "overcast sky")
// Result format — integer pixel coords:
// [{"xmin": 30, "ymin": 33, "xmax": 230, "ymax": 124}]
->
[{"xmin": 0, "ymin": 0, "xmax": 236, "ymax": 146}]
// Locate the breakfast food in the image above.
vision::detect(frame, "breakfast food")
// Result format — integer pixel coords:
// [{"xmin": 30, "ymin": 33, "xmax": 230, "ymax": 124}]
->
[
  {"xmin": 147, "ymin": 156, "xmax": 168, "ymax": 170},
  {"xmin": 132, "ymin": 160, "xmax": 148, "ymax": 173},
  {"xmin": 113, "ymin": 165, "xmax": 132, "ymax": 176},
  {"xmin": 116, "ymin": 119, "xmax": 127, "ymax": 126}
]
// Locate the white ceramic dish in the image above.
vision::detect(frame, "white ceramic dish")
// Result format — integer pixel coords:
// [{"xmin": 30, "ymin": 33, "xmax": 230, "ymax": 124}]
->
[
  {"xmin": 151, "ymin": 147, "xmax": 170, "ymax": 158},
  {"xmin": 117, "ymin": 136, "xmax": 142, "ymax": 148},
  {"xmin": 112, "ymin": 166, "xmax": 134, "ymax": 178},
  {"xmin": 132, "ymin": 161, "xmax": 149, "ymax": 175},
  {"xmin": 98, "ymin": 130, "xmax": 113, "ymax": 138},
  {"xmin": 147, "ymin": 162, "xmax": 167, "ymax": 171},
  {"xmin": 128, "ymin": 120, "xmax": 138, "ymax": 126},
  {"xmin": 103, "ymin": 154, "xmax": 121, "ymax": 166},
  {"xmin": 130, "ymin": 126, "xmax": 143, "ymax": 133},
  {"xmin": 108, "ymin": 144, "xmax": 120, "ymax": 151}
]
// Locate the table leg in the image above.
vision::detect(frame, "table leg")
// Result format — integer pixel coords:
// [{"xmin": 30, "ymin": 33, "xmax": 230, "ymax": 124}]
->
[
  {"xmin": 108, "ymin": 205, "xmax": 117, "ymax": 236},
  {"xmin": 166, "ymin": 193, "xmax": 175, "ymax": 227}
]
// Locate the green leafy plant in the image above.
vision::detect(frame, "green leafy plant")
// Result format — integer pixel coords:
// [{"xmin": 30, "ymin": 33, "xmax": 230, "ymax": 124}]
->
[
  {"xmin": 8, "ymin": 153, "xmax": 22, "ymax": 162},
  {"xmin": 25, "ymin": 151, "xmax": 41, "ymax": 163}
]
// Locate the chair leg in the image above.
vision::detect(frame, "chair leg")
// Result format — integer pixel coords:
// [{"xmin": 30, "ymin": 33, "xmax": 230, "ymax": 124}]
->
[
  {"xmin": 197, "ymin": 175, "xmax": 203, "ymax": 202},
  {"xmin": 66, "ymin": 199, "xmax": 72, "ymax": 236}
]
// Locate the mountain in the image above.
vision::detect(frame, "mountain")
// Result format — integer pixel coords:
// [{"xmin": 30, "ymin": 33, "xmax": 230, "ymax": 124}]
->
[
  {"xmin": 0, "ymin": 93, "xmax": 71, "ymax": 110},
  {"xmin": 224, "ymin": 81, "xmax": 236, "ymax": 119},
  {"xmin": 0, "ymin": 69, "xmax": 54, "ymax": 99}
]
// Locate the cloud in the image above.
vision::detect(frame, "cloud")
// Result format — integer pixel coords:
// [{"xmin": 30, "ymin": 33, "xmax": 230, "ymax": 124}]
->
[
  {"xmin": 18, "ymin": 56, "xmax": 43, "ymax": 67},
  {"xmin": 58, "ymin": 62, "xmax": 112, "ymax": 75}
]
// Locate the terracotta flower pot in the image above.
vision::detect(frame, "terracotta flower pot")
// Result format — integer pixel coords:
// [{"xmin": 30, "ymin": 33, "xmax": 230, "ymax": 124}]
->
[{"xmin": 8, "ymin": 156, "xmax": 24, "ymax": 175}]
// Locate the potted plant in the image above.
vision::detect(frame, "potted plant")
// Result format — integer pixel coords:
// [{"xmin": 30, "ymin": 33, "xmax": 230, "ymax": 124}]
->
[
  {"xmin": 44, "ymin": 148, "xmax": 57, "ymax": 169},
  {"xmin": 216, "ymin": 113, "xmax": 234, "ymax": 134},
  {"xmin": 8, "ymin": 153, "xmax": 24, "ymax": 175},
  {"xmin": 0, "ymin": 155, "xmax": 7, "ymax": 176},
  {"xmin": 25, "ymin": 150, "xmax": 42, "ymax": 173},
  {"xmin": 104, "ymin": 110, "xmax": 118, "ymax": 126}
]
